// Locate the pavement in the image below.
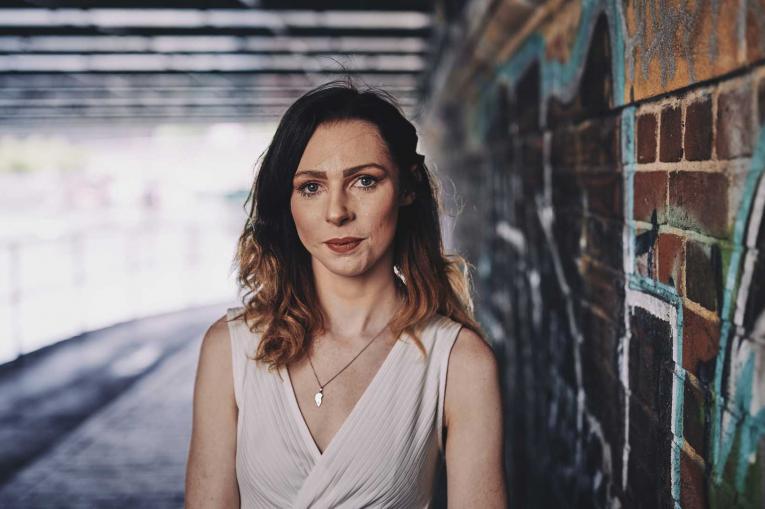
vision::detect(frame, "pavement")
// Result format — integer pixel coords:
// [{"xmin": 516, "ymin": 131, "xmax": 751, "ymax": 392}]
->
[{"xmin": 0, "ymin": 302, "xmax": 234, "ymax": 508}]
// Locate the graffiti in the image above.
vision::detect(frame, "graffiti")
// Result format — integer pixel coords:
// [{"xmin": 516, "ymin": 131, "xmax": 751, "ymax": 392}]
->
[
  {"xmin": 749, "ymin": 0, "xmax": 765, "ymax": 59},
  {"xmin": 430, "ymin": 0, "xmax": 765, "ymax": 505},
  {"xmin": 627, "ymin": 0, "xmax": 708, "ymax": 86},
  {"xmin": 622, "ymin": 0, "xmax": 752, "ymax": 101},
  {"xmin": 712, "ymin": 128, "xmax": 765, "ymax": 491}
]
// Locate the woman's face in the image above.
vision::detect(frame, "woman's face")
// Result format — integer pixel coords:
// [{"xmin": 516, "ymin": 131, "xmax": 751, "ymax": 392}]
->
[{"xmin": 290, "ymin": 119, "xmax": 413, "ymax": 279}]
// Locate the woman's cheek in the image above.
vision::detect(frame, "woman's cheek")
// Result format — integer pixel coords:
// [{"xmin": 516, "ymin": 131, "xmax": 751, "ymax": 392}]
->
[
  {"xmin": 290, "ymin": 202, "xmax": 313, "ymax": 247},
  {"xmin": 369, "ymin": 210, "xmax": 398, "ymax": 247}
]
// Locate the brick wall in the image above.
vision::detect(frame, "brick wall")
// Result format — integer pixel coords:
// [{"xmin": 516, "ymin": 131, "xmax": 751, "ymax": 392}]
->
[{"xmin": 422, "ymin": 0, "xmax": 765, "ymax": 507}]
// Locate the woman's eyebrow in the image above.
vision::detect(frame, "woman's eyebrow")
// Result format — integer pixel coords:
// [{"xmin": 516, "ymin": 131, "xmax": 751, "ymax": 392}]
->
[{"xmin": 294, "ymin": 163, "xmax": 387, "ymax": 179}]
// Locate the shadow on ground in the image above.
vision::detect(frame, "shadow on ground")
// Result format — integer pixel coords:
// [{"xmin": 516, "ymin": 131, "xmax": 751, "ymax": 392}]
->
[{"xmin": 0, "ymin": 302, "xmax": 232, "ymax": 508}]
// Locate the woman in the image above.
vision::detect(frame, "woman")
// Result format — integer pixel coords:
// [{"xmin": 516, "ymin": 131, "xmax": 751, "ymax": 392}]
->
[{"xmin": 185, "ymin": 79, "xmax": 506, "ymax": 508}]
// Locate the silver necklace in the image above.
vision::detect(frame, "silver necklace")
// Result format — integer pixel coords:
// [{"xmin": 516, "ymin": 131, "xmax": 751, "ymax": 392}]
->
[{"xmin": 307, "ymin": 314, "xmax": 396, "ymax": 408}]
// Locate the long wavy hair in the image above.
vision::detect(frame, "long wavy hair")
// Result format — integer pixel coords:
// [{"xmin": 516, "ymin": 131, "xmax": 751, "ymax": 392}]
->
[{"xmin": 231, "ymin": 77, "xmax": 483, "ymax": 372}]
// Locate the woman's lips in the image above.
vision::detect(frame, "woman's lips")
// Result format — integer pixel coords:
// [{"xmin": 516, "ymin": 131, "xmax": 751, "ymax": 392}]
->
[{"xmin": 325, "ymin": 238, "xmax": 363, "ymax": 253}]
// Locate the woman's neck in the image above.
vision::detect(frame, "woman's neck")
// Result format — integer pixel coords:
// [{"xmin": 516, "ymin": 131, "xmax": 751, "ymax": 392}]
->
[{"xmin": 313, "ymin": 273, "xmax": 403, "ymax": 340}]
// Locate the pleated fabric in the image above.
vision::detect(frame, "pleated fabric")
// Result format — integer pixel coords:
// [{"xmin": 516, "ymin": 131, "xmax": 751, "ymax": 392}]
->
[{"xmin": 225, "ymin": 306, "xmax": 463, "ymax": 509}]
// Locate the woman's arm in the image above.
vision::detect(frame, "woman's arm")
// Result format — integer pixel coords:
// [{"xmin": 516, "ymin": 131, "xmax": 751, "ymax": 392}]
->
[
  {"xmin": 185, "ymin": 315, "xmax": 240, "ymax": 508},
  {"xmin": 444, "ymin": 327, "xmax": 507, "ymax": 508}
]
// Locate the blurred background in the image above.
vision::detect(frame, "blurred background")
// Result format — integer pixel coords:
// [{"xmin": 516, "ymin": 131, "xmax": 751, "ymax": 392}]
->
[
  {"xmin": 0, "ymin": 1, "xmax": 433, "ymax": 365},
  {"xmin": 0, "ymin": 1, "xmax": 444, "ymax": 508},
  {"xmin": 2, "ymin": 1, "xmax": 765, "ymax": 508}
]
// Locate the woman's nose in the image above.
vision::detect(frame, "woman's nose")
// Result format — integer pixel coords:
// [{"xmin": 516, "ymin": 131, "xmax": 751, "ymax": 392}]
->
[{"xmin": 325, "ymin": 187, "xmax": 354, "ymax": 226}]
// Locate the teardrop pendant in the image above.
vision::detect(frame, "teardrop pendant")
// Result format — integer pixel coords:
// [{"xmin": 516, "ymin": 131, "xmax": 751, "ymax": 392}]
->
[{"xmin": 314, "ymin": 388, "xmax": 323, "ymax": 407}]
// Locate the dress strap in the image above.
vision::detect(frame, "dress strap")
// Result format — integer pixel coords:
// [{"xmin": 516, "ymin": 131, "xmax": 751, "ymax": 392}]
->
[{"xmin": 435, "ymin": 317, "xmax": 464, "ymax": 454}]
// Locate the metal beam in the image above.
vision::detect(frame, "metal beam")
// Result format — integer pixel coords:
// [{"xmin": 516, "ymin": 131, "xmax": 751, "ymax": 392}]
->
[
  {"xmin": 0, "ymin": 9, "xmax": 432, "ymax": 30},
  {"xmin": 0, "ymin": 86, "xmax": 419, "ymax": 100},
  {"xmin": 0, "ymin": 70, "xmax": 421, "ymax": 123},
  {"xmin": 0, "ymin": 35, "xmax": 428, "ymax": 54},
  {"xmin": 0, "ymin": 72, "xmax": 420, "ymax": 87},
  {"xmin": 0, "ymin": 102, "xmax": 420, "ymax": 120},
  {"xmin": 3, "ymin": 91, "xmax": 419, "ymax": 102},
  {"xmin": 0, "ymin": 52, "xmax": 425, "ymax": 73},
  {"xmin": 0, "ymin": 6, "xmax": 432, "ymax": 124}
]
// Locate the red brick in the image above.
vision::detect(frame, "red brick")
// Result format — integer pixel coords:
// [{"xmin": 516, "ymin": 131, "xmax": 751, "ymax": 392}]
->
[
  {"xmin": 578, "ymin": 116, "xmax": 620, "ymax": 169},
  {"xmin": 582, "ymin": 172, "xmax": 623, "ymax": 218},
  {"xmin": 585, "ymin": 216, "xmax": 623, "ymax": 271},
  {"xmin": 637, "ymin": 113, "xmax": 657, "ymax": 164},
  {"xmin": 682, "ymin": 305, "xmax": 720, "ymax": 379},
  {"xmin": 634, "ymin": 224, "xmax": 653, "ymax": 277},
  {"xmin": 685, "ymin": 241, "xmax": 723, "ymax": 312},
  {"xmin": 668, "ymin": 171, "xmax": 729, "ymax": 238},
  {"xmin": 629, "ymin": 308, "xmax": 673, "ymax": 412},
  {"xmin": 656, "ymin": 233, "xmax": 684, "ymax": 289},
  {"xmin": 683, "ymin": 379, "xmax": 708, "ymax": 456},
  {"xmin": 747, "ymin": 3, "xmax": 765, "ymax": 62},
  {"xmin": 582, "ymin": 345, "xmax": 621, "ymax": 449},
  {"xmin": 716, "ymin": 84, "xmax": 753, "ymax": 159},
  {"xmin": 551, "ymin": 173, "xmax": 581, "ymax": 213},
  {"xmin": 680, "ymin": 449, "xmax": 708, "ymax": 509},
  {"xmin": 551, "ymin": 126, "xmax": 579, "ymax": 170},
  {"xmin": 581, "ymin": 258, "xmax": 625, "ymax": 324},
  {"xmin": 660, "ymin": 105, "xmax": 683, "ymax": 162},
  {"xmin": 684, "ymin": 97, "xmax": 713, "ymax": 161},
  {"xmin": 633, "ymin": 171, "xmax": 667, "ymax": 223},
  {"xmin": 582, "ymin": 305, "xmax": 619, "ymax": 381}
]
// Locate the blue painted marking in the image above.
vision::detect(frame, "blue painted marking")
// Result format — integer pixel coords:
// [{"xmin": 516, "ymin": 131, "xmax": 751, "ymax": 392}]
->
[
  {"xmin": 712, "ymin": 126, "xmax": 765, "ymax": 485},
  {"xmin": 463, "ymin": 0, "xmax": 765, "ymax": 501}
]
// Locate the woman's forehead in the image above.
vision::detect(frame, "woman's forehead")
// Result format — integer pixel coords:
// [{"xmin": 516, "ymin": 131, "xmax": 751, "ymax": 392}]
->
[{"xmin": 297, "ymin": 121, "xmax": 392, "ymax": 172}]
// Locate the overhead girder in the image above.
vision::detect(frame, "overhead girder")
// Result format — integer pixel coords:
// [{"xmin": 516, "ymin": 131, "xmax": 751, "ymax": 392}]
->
[{"xmin": 0, "ymin": 6, "xmax": 432, "ymax": 124}]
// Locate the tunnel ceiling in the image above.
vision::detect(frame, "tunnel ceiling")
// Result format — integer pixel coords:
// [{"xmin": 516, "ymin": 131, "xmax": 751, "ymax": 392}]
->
[{"xmin": 0, "ymin": 1, "xmax": 435, "ymax": 126}]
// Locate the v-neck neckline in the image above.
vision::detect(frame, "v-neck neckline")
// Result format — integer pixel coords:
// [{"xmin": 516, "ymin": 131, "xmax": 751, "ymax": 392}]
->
[{"xmin": 279, "ymin": 334, "xmax": 405, "ymax": 461}]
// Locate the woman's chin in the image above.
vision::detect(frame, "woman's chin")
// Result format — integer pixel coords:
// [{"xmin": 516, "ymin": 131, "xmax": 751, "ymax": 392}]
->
[
  {"xmin": 314, "ymin": 257, "xmax": 374, "ymax": 278},
  {"xmin": 327, "ymin": 264, "xmax": 370, "ymax": 278}
]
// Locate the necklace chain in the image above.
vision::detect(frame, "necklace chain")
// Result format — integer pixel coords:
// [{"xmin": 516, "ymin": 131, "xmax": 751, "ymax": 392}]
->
[{"xmin": 307, "ymin": 310, "xmax": 398, "ymax": 402}]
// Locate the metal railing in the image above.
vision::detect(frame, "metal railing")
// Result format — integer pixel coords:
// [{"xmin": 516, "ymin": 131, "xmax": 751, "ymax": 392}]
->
[{"xmin": 0, "ymin": 207, "xmax": 243, "ymax": 365}]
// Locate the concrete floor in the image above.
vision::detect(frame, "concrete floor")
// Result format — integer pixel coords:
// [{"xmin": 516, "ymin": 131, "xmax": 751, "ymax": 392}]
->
[{"xmin": 0, "ymin": 302, "xmax": 233, "ymax": 508}]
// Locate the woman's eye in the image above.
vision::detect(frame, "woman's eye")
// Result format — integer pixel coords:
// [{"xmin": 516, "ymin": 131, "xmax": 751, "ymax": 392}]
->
[
  {"xmin": 297, "ymin": 176, "xmax": 378, "ymax": 197},
  {"xmin": 297, "ymin": 182, "xmax": 320, "ymax": 196},
  {"xmin": 357, "ymin": 175, "xmax": 378, "ymax": 190}
]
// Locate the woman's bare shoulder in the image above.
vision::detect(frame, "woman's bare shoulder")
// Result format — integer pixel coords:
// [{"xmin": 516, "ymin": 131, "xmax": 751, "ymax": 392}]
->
[
  {"xmin": 203, "ymin": 313, "xmax": 233, "ymax": 347},
  {"xmin": 195, "ymin": 314, "xmax": 235, "ymax": 390},
  {"xmin": 186, "ymin": 313, "xmax": 240, "ymax": 507},
  {"xmin": 452, "ymin": 327, "xmax": 497, "ymax": 369},
  {"xmin": 207, "ymin": 313, "xmax": 232, "ymax": 339},
  {"xmin": 444, "ymin": 326, "xmax": 500, "ymax": 426},
  {"xmin": 442, "ymin": 327, "xmax": 506, "ymax": 505},
  {"xmin": 203, "ymin": 306, "xmax": 254, "ymax": 349}
]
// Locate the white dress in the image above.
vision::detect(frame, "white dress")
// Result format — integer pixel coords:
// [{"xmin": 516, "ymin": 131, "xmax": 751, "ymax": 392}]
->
[{"xmin": 226, "ymin": 307, "xmax": 463, "ymax": 508}]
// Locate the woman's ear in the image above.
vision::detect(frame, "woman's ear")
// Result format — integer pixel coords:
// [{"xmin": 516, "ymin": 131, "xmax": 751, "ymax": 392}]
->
[
  {"xmin": 399, "ymin": 163, "xmax": 417, "ymax": 206},
  {"xmin": 399, "ymin": 190, "xmax": 415, "ymax": 206}
]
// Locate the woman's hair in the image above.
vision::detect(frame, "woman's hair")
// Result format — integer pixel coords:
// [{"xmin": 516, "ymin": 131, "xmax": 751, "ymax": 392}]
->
[{"xmin": 231, "ymin": 76, "xmax": 484, "ymax": 371}]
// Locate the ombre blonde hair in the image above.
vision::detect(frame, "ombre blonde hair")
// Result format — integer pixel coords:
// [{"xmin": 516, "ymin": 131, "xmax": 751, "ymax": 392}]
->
[{"xmin": 231, "ymin": 78, "xmax": 484, "ymax": 371}]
